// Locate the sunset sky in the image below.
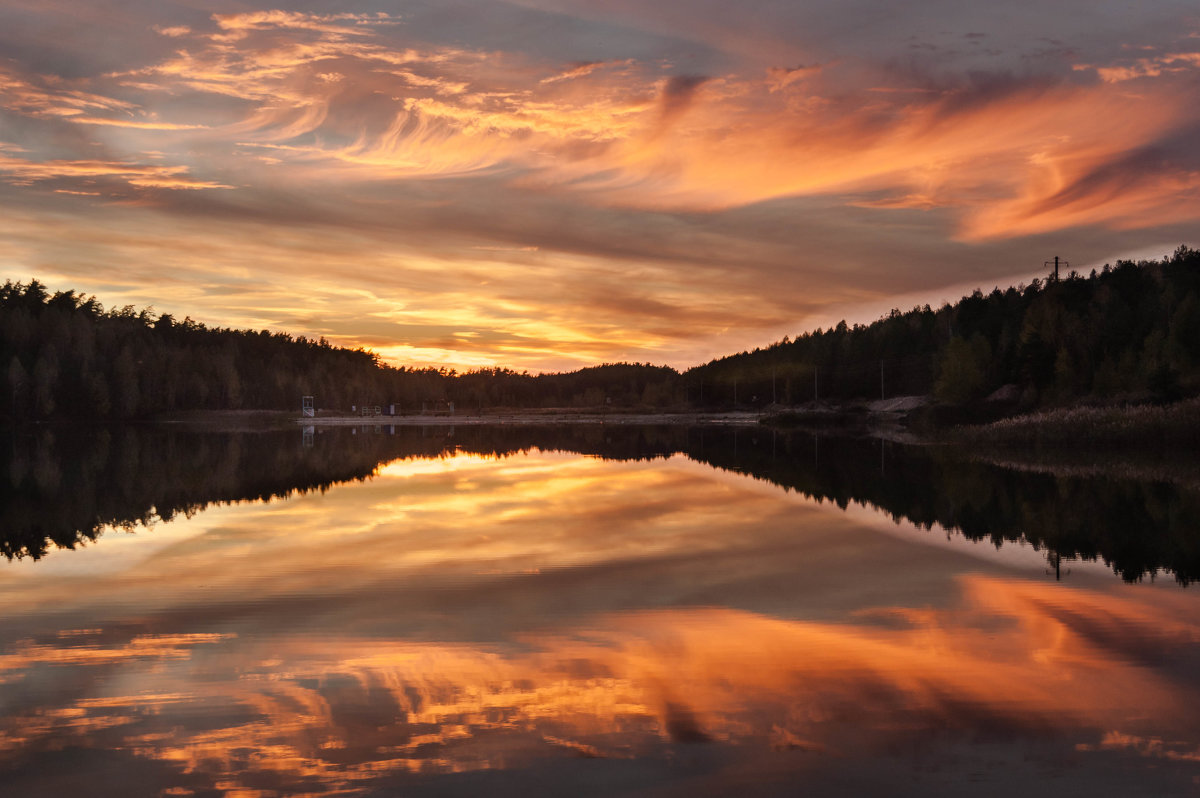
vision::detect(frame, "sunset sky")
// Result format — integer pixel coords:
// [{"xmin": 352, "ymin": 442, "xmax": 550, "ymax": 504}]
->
[{"xmin": 2, "ymin": 1, "xmax": 1199, "ymax": 372}]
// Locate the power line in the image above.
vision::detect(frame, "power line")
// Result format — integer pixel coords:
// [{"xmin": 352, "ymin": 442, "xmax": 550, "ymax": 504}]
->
[{"xmin": 1044, "ymin": 255, "xmax": 1069, "ymax": 282}]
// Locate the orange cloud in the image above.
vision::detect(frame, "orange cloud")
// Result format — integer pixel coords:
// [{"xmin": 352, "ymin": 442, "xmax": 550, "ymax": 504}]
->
[
  {"xmin": 9, "ymin": 11, "xmax": 1190, "ymax": 246},
  {"xmin": 120, "ymin": 17, "xmax": 1200, "ymax": 242},
  {"xmin": 1076, "ymin": 50, "xmax": 1200, "ymax": 83},
  {"xmin": 152, "ymin": 25, "xmax": 191, "ymax": 38},
  {"xmin": 210, "ymin": 10, "xmax": 399, "ymax": 38},
  {"xmin": 540, "ymin": 59, "xmax": 632, "ymax": 84},
  {"xmin": 0, "ymin": 64, "xmax": 137, "ymax": 119},
  {"xmin": 66, "ymin": 118, "xmax": 208, "ymax": 130},
  {"xmin": 765, "ymin": 63, "xmax": 823, "ymax": 92},
  {"xmin": 0, "ymin": 152, "xmax": 234, "ymax": 191}
]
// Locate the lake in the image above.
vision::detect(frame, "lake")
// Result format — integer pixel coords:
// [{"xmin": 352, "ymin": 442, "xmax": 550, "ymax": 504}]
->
[{"xmin": 1, "ymin": 423, "xmax": 1198, "ymax": 796}]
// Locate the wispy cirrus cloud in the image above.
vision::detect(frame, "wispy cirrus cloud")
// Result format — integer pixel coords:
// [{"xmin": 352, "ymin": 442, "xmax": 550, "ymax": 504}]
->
[
  {"xmin": 11, "ymin": 8, "xmax": 1194, "ymax": 236},
  {"xmin": 93, "ymin": 9, "xmax": 1200, "ymax": 242},
  {"xmin": 0, "ymin": 63, "xmax": 137, "ymax": 119},
  {"xmin": 209, "ymin": 9, "xmax": 399, "ymax": 39},
  {"xmin": 0, "ymin": 150, "xmax": 233, "ymax": 191}
]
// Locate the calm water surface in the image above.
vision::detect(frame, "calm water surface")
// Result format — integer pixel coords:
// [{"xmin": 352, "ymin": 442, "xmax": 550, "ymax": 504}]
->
[{"xmin": 1, "ymin": 425, "xmax": 1198, "ymax": 796}]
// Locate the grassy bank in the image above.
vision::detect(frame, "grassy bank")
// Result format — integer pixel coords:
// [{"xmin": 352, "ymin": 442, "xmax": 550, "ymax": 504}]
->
[{"xmin": 949, "ymin": 397, "xmax": 1200, "ymax": 449}]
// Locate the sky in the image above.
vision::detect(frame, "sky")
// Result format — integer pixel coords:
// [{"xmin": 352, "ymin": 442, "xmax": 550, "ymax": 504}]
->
[{"xmin": 1, "ymin": 1, "xmax": 1199, "ymax": 372}]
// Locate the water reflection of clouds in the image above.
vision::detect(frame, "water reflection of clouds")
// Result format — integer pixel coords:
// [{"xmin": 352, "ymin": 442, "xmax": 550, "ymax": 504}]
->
[
  {"xmin": 118, "ymin": 451, "xmax": 810, "ymax": 599},
  {"xmin": 0, "ymin": 632, "xmax": 234, "ymax": 671},
  {"xmin": 1, "ymin": 578, "xmax": 1199, "ymax": 793},
  {"xmin": 2, "ymin": 451, "xmax": 1200, "ymax": 793}
]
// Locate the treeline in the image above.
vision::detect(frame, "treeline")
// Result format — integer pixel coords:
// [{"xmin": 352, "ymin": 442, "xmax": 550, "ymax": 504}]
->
[
  {"xmin": 690, "ymin": 245, "xmax": 1200, "ymax": 407},
  {"xmin": 0, "ymin": 280, "xmax": 451, "ymax": 419},
  {"xmin": 0, "ymin": 280, "xmax": 682, "ymax": 419},
  {"xmin": 450, "ymin": 363, "xmax": 681, "ymax": 410},
  {"xmin": 5, "ymin": 246, "xmax": 1200, "ymax": 418}
]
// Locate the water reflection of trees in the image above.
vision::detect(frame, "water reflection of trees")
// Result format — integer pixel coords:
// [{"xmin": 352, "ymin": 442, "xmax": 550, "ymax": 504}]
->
[
  {"xmin": 673, "ymin": 428, "xmax": 1200, "ymax": 586},
  {"xmin": 0, "ymin": 426, "xmax": 387, "ymax": 559},
  {"xmin": 3, "ymin": 424, "xmax": 1197, "ymax": 585}
]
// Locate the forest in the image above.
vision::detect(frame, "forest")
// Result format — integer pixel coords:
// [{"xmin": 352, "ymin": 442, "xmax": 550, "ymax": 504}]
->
[
  {"xmin": 0, "ymin": 280, "xmax": 680, "ymax": 418},
  {"xmin": 2, "ymin": 245, "xmax": 1199, "ymax": 419},
  {"xmin": 691, "ymin": 244, "xmax": 1200, "ymax": 407}
]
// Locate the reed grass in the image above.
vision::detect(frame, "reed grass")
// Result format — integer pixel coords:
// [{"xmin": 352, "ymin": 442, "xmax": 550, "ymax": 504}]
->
[{"xmin": 952, "ymin": 397, "xmax": 1200, "ymax": 449}]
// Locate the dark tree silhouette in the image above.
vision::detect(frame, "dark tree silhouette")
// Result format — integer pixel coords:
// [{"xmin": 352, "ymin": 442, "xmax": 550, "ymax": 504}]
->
[
  {"xmin": 3, "ymin": 246, "xmax": 1199, "ymax": 418},
  {"xmin": 686, "ymin": 246, "xmax": 1200, "ymax": 408}
]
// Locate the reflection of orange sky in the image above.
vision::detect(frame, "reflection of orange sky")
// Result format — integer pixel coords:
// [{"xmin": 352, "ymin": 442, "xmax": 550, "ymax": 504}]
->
[
  {"xmin": 1, "ymin": 577, "xmax": 1198, "ymax": 792},
  {"xmin": 3, "ymin": 453, "xmax": 797, "ymax": 607},
  {"xmin": 1, "ymin": 450, "xmax": 1199, "ymax": 792}
]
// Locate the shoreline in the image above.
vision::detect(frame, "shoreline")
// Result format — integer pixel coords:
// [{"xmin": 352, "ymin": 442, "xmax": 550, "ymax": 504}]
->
[
  {"xmin": 18, "ymin": 402, "xmax": 1200, "ymax": 489},
  {"xmin": 113, "ymin": 395, "xmax": 1200, "ymax": 452},
  {"xmin": 296, "ymin": 410, "xmax": 766, "ymax": 426}
]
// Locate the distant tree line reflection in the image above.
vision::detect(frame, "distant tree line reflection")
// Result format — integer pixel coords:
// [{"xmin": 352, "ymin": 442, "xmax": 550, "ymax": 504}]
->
[{"xmin": 2, "ymin": 424, "xmax": 1196, "ymax": 584}]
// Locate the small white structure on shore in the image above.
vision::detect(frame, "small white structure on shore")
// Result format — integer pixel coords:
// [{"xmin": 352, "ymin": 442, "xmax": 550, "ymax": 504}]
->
[{"xmin": 301, "ymin": 395, "xmax": 314, "ymax": 418}]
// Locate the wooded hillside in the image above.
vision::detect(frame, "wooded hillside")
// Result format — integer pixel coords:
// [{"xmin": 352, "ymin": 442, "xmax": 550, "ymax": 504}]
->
[
  {"xmin": 687, "ymin": 245, "xmax": 1200, "ymax": 408},
  {"xmin": 3, "ymin": 246, "xmax": 1198, "ymax": 419}
]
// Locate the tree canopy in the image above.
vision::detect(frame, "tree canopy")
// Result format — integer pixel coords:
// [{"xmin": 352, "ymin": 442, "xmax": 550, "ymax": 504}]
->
[
  {"xmin": 685, "ymin": 245, "xmax": 1200, "ymax": 408},
  {"xmin": 4, "ymin": 246, "xmax": 1199, "ymax": 419}
]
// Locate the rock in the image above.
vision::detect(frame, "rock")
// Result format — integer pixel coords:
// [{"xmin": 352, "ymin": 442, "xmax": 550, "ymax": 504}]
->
[
  {"xmin": 866, "ymin": 395, "xmax": 931, "ymax": 413},
  {"xmin": 985, "ymin": 384, "xmax": 1021, "ymax": 403}
]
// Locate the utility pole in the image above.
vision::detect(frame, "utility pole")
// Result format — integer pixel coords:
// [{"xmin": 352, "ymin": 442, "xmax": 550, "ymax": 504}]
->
[
  {"xmin": 880, "ymin": 360, "xmax": 885, "ymax": 401},
  {"xmin": 1046, "ymin": 551, "xmax": 1070, "ymax": 581},
  {"xmin": 1044, "ymin": 255, "xmax": 1069, "ymax": 282}
]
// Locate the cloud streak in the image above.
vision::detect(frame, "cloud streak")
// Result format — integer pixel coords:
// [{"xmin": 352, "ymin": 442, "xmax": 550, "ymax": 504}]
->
[{"xmin": 0, "ymin": 151, "xmax": 234, "ymax": 190}]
